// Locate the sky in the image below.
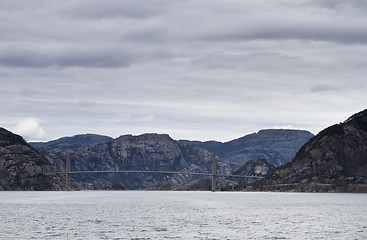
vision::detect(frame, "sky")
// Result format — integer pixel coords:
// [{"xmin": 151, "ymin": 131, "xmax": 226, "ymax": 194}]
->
[{"xmin": 1, "ymin": 0, "xmax": 367, "ymax": 142}]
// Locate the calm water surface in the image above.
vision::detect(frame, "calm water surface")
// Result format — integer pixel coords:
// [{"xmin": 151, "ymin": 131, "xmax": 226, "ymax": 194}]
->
[{"xmin": 0, "ymin": 191, "xmax": 366, "ymax": 239}]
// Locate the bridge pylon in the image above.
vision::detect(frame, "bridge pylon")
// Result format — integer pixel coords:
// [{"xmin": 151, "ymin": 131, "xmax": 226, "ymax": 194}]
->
[
  {"xmin": 65, "ymin": 153, "xmax": 71, "ymax": 190},
  {"xmin": 211, "ymin": 152, "xmax": 216, "ymax": 192}
]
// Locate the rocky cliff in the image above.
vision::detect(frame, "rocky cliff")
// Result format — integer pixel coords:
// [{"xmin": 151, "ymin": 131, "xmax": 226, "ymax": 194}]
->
[
  {"xmin": 181, "ymin": 129, "xmax": 314, "ymax": 166},
  {"xmin": 0, "ymin": 128, "xmax": 78, "ymax": 190},
  {"xmin": 43, "ymin": 133, "xmax": 232, "ymax": 189},
  {"xmin": 252, "ymin": 109, "xmax": 367, "ymax": 192}
]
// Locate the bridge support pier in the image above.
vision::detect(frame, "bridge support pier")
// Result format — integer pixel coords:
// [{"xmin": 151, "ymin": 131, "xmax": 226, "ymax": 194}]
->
[
  {"xmin": 65, "ymin": 153, "xmax": 70, "ymax": 190},
  {"xmin": 211, "ymin": 152, "xmax": 216, "ymax": 192}
]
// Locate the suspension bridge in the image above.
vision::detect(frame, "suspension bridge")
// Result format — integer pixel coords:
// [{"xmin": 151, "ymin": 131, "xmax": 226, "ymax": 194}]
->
[{"xmin": 63, "ymin": 153, "xmax": 264, "ymax": 191}]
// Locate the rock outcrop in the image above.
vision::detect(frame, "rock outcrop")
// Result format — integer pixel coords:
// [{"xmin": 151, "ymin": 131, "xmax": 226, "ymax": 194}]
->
[
  {"xmin": 181, "ymin": 129, "xmax": 314, "ymax": 166},
  {"xmin": 252, "ymin": 109, "xmax": 367, "ymax": 192},
  {"xmin": 43, "ymin": 133, "xmax": 232, "ymax": 189},
  {"xmin": 229, "ymin": 159, "xmax": 276, "ymax": 184},
  {"xmin": 0, "ymin": 127, "xmax": 78, "ymax": 190}
]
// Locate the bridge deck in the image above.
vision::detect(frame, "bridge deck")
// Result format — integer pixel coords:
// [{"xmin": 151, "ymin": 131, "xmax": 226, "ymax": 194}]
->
[{"xmin": 58, "ymin": 170, "xmax": 264, "ymax": 179}]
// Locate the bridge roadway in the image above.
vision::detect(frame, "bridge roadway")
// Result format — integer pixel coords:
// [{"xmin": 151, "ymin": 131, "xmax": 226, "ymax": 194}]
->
[{"xmin": 61, "ymin": 170, "xmax": 264, "ymax": 179}]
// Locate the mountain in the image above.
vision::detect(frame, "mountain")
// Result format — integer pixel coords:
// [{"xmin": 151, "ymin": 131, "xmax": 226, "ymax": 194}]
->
[
  {"xmin": 30, "ymin": 134, "xmax": 113, "ymax": 152},
  {"xmin": 0, "ymin": 127, "xmax": 78, "ymax": 190},
  {"xmin": 42, "ymin": 133, "xmax": 232, "ymax": 190},
  {"xmin": 229, "ymin": 159, "xmax": 276, "ymax": 184},
  {"xmin": 252, "ymin": 109, "xmax": 367, "ymax": 192},
  {"xmin": 181, "ymin": 129, "xmax": 314, "ymax": 166}
]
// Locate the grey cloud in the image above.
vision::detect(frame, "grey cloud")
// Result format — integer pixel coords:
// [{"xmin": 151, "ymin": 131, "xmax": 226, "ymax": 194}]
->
[
  {"xmin": 199, "ymin": 18, "xmax": 367, "ymax": 44},
  {"xmin": 61, "ymin": 0, "xmax": 171, "ymax": 20},
  {"xmin": 181, "ymin": 1, "xmax": 367, "ymax": 44},
  {"xmin": 256, "ymin": 23, "xmax": 367, "ymax": 44},
  {"xmin": 306, "ymin": 0, "xmax": 367, "ymax": 10},
  {"xmin": 56, "ymin": 47, "xmax": 137, "ymax": 68},
  {"xmin": 310, "ymin": 84, "xmax": 343, "ymax": 93},
  {"xmin": 0, "ymin": 47, "xmax": 50, "ymax": 68},
  {"xmin": 20, "ymin": 88, "xmax": 45, "ymax": 98},
  {"xmin": 124, "ymin": 27, "xmax": 169, "ymax": 43},
  {"xmin": 0, "ymin": 46, "xmax": 174, "ymax": 68},
  {"xmin": 193, "ymin": 52, "xmax": 304, "ymax": 73}
]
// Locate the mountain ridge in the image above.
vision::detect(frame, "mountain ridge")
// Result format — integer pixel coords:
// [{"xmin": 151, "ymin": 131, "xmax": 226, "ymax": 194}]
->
[
  {"xmin": 181, "ymin": 129, "xmax": 314, "ymax": 166},
  {"xmin": 30, "ymin": 134, "xmax": 113, "ymax": 152}
]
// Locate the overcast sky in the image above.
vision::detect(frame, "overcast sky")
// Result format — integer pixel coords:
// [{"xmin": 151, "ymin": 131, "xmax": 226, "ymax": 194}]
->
[{"xmin": 1, "ymin": 0, "xmax": 367, "ymax": 142}]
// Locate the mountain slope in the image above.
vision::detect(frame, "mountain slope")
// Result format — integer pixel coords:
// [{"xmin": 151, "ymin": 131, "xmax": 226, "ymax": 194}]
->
[
  {"xmin": 253, "ymin": 109, "xmax": 367, "ymax": 192},
  {"xmin": 181, "ymin": 129, "xmax": 314, "ymax": 166},
  {"xmin": 0, "ymin": 127, "xmax": 78, "ymax": 190},
  {"xmin": 43, "ymin": 133, "xmax": 232, "ymax": 189}
]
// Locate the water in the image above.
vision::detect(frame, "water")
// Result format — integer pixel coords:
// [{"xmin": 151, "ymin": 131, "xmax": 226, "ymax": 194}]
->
[{"xmin": 0, "ymin": 191, "xmax": 366, "ymax": 240}]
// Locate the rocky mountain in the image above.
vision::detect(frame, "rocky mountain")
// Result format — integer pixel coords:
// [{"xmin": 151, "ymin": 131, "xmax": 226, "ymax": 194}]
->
[
  {"xmin": 251, "ymin": 109, "xmax": 367, "ymax": 192},
  {"xmin": 0, "ymin": 127, "xmax": 78, "ymax": 190},
  {"xmin": 30, "ymin": 134, "xmax": 112, "ymax": 152},
  {"xmin": 229, "ymin": 159, "xmax": 276, "ymax": 184},
  {"xmin": 181, "ymin": 129, "xmax": 314, "ymax": 166},
  {"xmin": 43, "ymin": 133, "xmax": 232, "ymax": 190}
]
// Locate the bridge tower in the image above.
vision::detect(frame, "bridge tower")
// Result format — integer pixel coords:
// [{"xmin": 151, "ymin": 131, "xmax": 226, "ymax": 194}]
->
[
  {"xmin": 65, "ymin": 153, "xmax": 71, "ymax": 190},
  {"xmin": 211, "ymin": 152, "xmax": 216, "ymax": 192}
]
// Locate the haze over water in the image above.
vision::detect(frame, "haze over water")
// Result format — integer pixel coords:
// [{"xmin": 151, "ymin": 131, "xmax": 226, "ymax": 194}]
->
[{"xmin": 1, "ymin": 191, "xmax": 366, "ymax": 239}]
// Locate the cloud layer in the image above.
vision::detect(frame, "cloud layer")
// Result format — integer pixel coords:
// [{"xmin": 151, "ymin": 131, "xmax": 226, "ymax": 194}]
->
[
  {"xmin": 13, "ymin": 118, "xmax": 46, "ymax": 140},
  {"xmin": 1, "ymin": 0, "xmax": 367, "ymax": 141}
]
